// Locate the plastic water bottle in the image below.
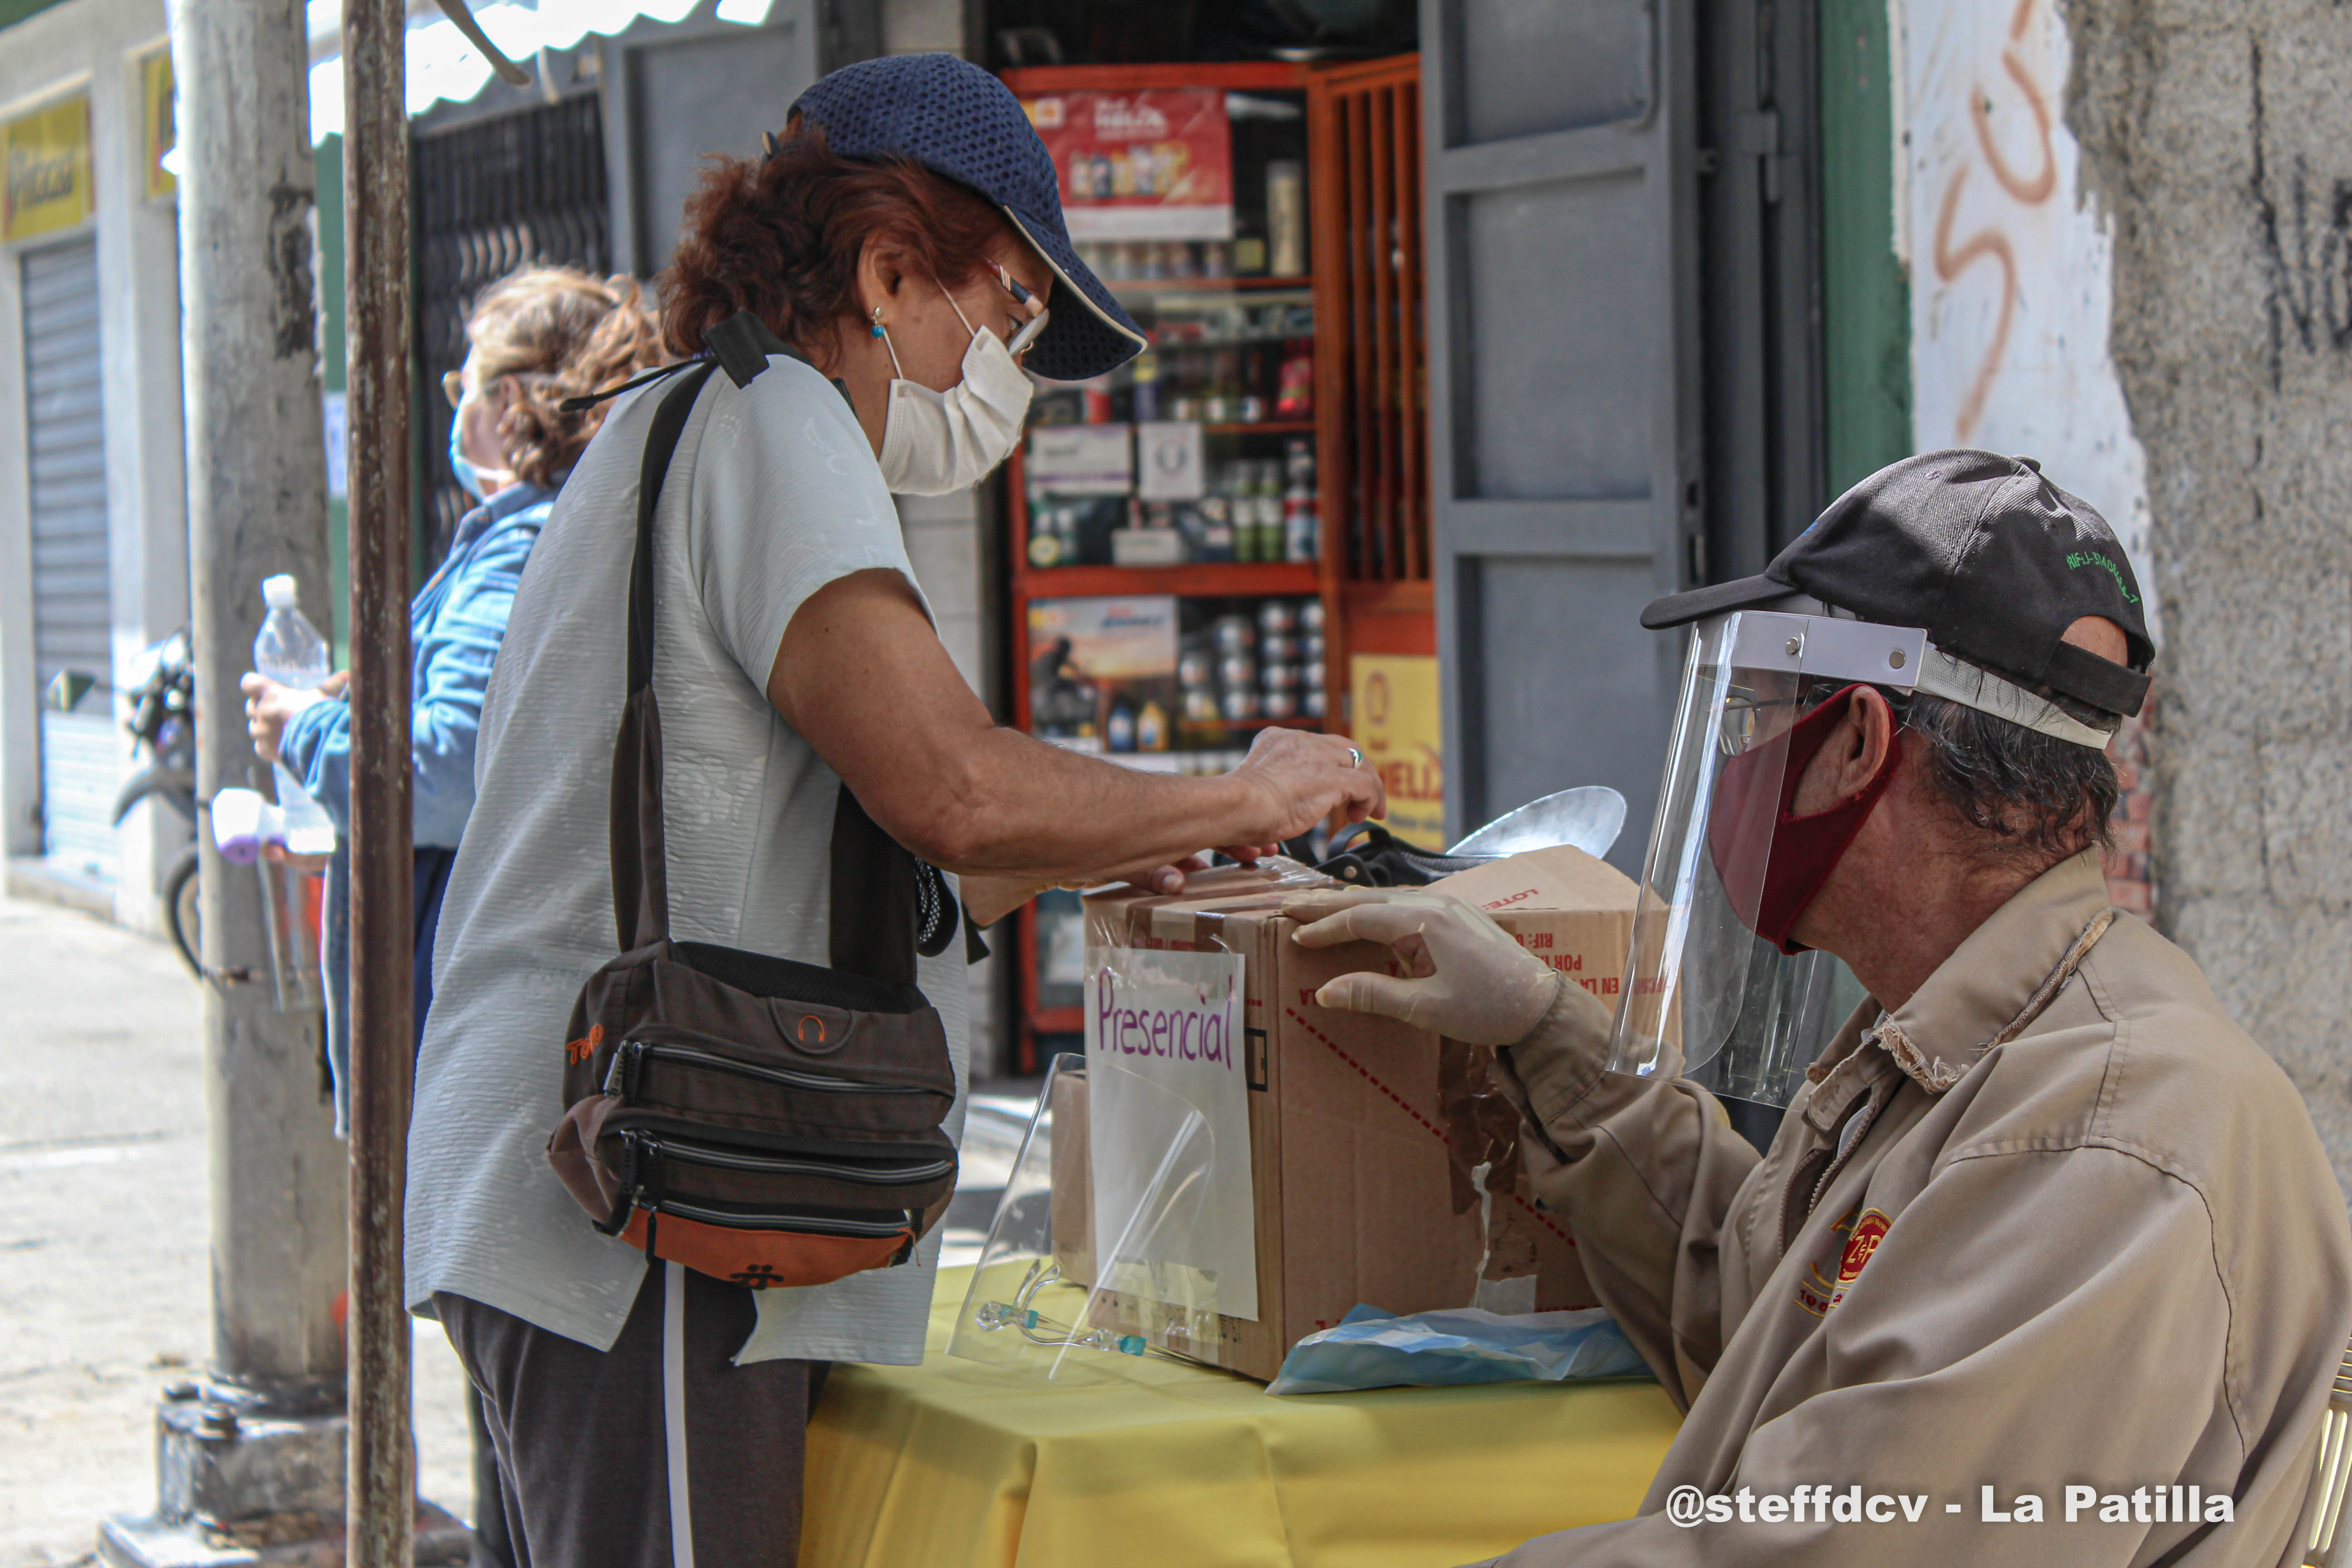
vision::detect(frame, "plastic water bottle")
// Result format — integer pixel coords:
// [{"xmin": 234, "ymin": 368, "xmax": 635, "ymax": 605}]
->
[{"xmin": 253, "ymin": 575, "xmax": 339, "ymax": 855}]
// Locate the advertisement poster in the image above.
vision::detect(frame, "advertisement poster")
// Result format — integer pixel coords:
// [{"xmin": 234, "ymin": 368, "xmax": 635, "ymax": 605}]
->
[
  {"xmin": 1352, "ymin": 654, "xmax": 1446, "ymax": 849},
  {"xmin": 1084, "ymin": 946, "xmax": 1257, "ymax": 1319},
  {"xmin": 1028, "ymin": 596, "xmax": 1179, "ymax": 745},
  {"xmin": 4, "ymin": 94, "xmax": 92, "ymax": 245},
  {"xmin": 1020, "ymin": 88, "xmax": 1233, "ymax": 241}
]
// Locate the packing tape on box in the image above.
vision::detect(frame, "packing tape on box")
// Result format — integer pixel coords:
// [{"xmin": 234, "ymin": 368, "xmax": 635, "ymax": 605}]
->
[{"xmin": 1438, "ymin": 1040, "xmax": 1527, "ymax": 1218}]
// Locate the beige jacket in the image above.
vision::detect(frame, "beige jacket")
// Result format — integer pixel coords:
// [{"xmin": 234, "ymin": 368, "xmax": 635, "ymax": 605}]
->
[{"xmin": 1481, "ymin": 851, "xmax": 2352, "ymax": 1567}]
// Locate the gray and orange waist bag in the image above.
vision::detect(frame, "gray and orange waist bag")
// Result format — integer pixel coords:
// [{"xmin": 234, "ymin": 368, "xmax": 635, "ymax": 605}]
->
[{"xmin": 547, "ymin": 320, "xmax": 963, "ymax": 1291}]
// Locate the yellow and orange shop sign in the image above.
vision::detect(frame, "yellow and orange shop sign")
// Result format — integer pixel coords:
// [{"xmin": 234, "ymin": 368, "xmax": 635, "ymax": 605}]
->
[
  {"xmin": 141, "ymin": 51, "xmax": 176, "ymax": 201},
  {"xmin": 1351, "ymin": 653, "xmax": 1445, "ymax": 850},
  {"xmin": 4, "ymin": 93, "xmax": 93, "ymax": 244}
]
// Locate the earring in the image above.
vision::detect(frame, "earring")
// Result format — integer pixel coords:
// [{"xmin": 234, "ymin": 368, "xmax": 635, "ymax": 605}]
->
[{"xmin": 870, "ymin": 306, "xmax": 885, "ymax": 339}]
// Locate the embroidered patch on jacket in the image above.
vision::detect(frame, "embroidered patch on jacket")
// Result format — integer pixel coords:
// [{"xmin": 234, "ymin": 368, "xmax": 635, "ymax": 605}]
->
[{"xmin": 1796, "ymin": 1208, "xmax": 1891, "ymax": 1316}]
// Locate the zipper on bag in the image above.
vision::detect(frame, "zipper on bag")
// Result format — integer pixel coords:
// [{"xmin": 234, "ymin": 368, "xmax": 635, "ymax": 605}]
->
[
  {"xmin": 654, "ymin": 1196, "xmax": 915, "ymax": 1239},
  {"xmin": 602, "ymin": 1038, "xmax": 936, "ymax": 1102},
  {"xmin": 637, "ymin": 1132, "xmax": 953, "ymax": 1186}
]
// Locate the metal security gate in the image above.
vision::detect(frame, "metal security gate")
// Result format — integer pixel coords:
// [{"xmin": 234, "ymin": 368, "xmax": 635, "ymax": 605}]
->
[
  {"xmin": 413, "ymin": 92, "xmax": 612, "ymax": 561},
  {"xmin": 1421, "ymin": 0, "xmax": 1703, "ymax": 869},
  {"xmin": 24, "ymin": 234, "xmax": 116, "ymax": 883}
]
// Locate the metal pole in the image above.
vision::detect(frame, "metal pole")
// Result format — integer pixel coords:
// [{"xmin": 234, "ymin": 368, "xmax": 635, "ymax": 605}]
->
[
  {"xmin": 342, "ymin": 0, "xmax": 415, "ymax": 1557},
  {"xmin": 100, "ymin": 0, "xmax": 354, "ymax": 1560}
]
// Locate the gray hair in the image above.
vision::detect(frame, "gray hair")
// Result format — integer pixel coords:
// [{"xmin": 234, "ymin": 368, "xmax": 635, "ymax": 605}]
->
[
  {"xmin": 1800, "ymin": 671, "xmax": 2122, "ymax": 861},
  {"xmin": 1898, "ymin": 687, "xmax": 2121, "ymax": 860}
]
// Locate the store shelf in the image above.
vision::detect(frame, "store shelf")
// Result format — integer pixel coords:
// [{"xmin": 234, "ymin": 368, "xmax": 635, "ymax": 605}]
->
[
  {"xmin": 1015, "ymin": 562, "xmax": 1322, "ymax": 598},
  {"xmin": 1001, "ymin": 61, "xmax": 1309, "ymax": 93},
  {"xmin": 1105, "ymin": 274, "xmax": 1317, "ymax": 296},
  {"xmin": 1024, "ymin": 421, "xmax": 1314, "ymax": 445},
  {"xmin": 1174, "ymin": 717, "xmax": 1324, "ymax": 741},
  {"xmin": 1342, "ymin": 578, "xmax": 1435, "ymax": 615}
]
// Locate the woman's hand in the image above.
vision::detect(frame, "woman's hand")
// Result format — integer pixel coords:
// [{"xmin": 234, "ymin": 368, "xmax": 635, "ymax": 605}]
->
[
  {"xmin": 1282, "ymin": 887, "xmax": 1561, "ymax": 1046},
  {"xmin": 1226, "ymin": 727, "xmax": 1386, "ymax": 845},
  {"xmin": 770, "ymin": 571, "xmax": 1388, "ymax": 882},
  {"xmin": 241, "ymin": 671, "xmax": 346, "ymax": 763}
]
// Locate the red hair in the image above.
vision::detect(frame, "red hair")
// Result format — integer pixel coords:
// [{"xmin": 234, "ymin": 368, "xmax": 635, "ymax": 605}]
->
[{"xmin": 660, "ymin": 122, "xmax": 1013, "ymax": 361}]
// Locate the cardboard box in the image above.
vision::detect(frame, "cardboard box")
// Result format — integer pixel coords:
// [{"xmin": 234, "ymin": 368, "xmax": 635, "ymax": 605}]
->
[{"xmin": 1073, "ymin": 847, "xmax": 1641, "ymax": 1380}]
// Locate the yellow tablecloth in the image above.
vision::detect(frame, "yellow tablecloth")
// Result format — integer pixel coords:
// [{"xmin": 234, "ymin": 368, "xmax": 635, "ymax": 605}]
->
[{"xmin": 800, "ymin": 1269, "xmax": 1682, "ymax": 1568}]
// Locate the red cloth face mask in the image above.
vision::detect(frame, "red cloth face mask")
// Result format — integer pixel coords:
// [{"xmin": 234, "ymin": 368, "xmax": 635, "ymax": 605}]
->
[{"xmin": 1706, "ymin": 684, "xmax": 1902, "ymax": 955}]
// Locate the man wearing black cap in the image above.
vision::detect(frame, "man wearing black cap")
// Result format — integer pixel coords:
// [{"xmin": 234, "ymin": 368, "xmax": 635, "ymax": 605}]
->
[{"xmin": 1292, "ymin": 451, "xmax": 2352, "ymax": 1566}]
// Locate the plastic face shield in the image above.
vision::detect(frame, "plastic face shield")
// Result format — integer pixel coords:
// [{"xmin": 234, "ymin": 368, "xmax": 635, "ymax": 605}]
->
[{"xmin": 1603, "ymin": 607, "xmax": 1924, "ymax": 1109}]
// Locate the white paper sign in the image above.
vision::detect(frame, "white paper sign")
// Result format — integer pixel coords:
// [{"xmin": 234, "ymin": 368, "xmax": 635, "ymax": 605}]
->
[
  {"xmin": 1084, "ymin": 946, "xmax": 1257, "ymax": 1320},
  {"xmin": 1027, "ymin": 423, "xmax": 1133, "ymax": 495},
  {"xmin": 1135, "ymin": 420, "xmax": 1205, "ymax": 500}
]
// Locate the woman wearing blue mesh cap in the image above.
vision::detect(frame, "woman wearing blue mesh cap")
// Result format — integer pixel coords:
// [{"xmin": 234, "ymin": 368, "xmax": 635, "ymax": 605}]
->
[{"xmin": 410, "ymin": 53, "xmax": 1383, "ymax": 1568}]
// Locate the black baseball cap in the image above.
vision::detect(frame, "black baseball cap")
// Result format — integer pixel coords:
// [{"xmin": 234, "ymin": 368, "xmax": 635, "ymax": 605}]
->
[
  {"xmin": 1642, "ymin": 450, "xmax": 2153, "ymax": 717},
  {"xmin": 789, "ymin": 55, "xmax": 1149, "ymax": 383}
]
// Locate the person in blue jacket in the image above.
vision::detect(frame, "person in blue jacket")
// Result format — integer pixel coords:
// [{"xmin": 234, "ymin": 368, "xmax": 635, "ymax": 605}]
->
[{"xmin": 241, "ymin": 264, "xmax": 662, "ymax": 1568}]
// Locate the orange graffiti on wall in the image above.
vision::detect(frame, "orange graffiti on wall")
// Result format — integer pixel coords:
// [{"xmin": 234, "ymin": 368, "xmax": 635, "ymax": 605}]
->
[{"xmin": 1932, "ymin": 0, "xmax": 2058, "ymax": 440}]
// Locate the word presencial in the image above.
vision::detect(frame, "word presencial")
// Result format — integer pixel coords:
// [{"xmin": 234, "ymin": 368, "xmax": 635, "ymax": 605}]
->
[{"xmin": 1093, "ymin": 969, "xmax": 1235, "ymax": 1070}]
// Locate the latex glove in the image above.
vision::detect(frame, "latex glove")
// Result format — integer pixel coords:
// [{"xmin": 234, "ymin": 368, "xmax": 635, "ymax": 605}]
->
[{"xmin": 1283, "ymin": 887, "xmax": 1561, "ymax": 1046}]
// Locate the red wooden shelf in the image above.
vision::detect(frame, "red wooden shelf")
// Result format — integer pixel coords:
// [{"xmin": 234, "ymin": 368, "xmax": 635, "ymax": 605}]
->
[
  {"xmin": 1027, "ymin": 421, "xmax": 1314, "ymax": 441},
  {"xmin": 1014, "ymin": 562, "xmax": 1322, "ymax": 599},
  {"xmin": 1106, "ymin": 274, "xmax": 1317, "ymax": 295},
  {"xmin": 1030, "ymin": 1006, "xmax": 1086, "ymax": 1037},
  {"xmin": 1000, "ymin": 62, "xmax": 1310, "ymax": 94}
]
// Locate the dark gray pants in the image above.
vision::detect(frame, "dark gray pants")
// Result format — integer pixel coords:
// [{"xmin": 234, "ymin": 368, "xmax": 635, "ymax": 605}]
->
[{"xmin": 438, "ymin": 1264, "xmax": 815, "ymax": 1568}]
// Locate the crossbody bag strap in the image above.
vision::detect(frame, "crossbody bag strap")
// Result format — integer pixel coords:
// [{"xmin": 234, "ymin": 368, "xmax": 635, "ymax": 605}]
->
[
  {"xmin": 606, "ymin": 309, "xmax": 956, "ymax": 971},
  {"xmin": 610, "ymin": 358, "xmax": 720, "ymax": 951}
]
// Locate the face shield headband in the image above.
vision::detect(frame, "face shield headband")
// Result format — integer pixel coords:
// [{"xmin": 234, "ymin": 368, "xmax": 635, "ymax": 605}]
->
[{"xmin": 1602, "ymin": 605, "xmax": 2115, "ymax": 1110}]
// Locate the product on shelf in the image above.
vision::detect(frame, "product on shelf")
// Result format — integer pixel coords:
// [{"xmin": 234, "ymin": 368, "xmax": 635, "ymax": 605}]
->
[{"xmin": 1266, "ymin": 160, "xmax": 1307, "ymax": 276}]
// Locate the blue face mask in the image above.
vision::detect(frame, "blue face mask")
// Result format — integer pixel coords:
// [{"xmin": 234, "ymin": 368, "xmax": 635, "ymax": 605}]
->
[{"xmin": 447, "ymin": 402, "xmax": 506, "ymax": 501}]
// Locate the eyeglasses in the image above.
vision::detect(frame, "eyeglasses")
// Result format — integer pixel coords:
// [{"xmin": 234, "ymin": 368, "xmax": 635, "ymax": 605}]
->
[
  {"xmin": 991, "ymin": 263, "xmax": 1050, "ymax": 358},
  {"xmin": 441, "ymin": 368, "xmax": 468, "ymax": 410}
]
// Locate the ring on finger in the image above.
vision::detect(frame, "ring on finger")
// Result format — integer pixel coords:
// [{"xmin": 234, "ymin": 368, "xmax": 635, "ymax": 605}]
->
[{"xmin": 1346, "ymin": 746, "xmax": 1363, "ymax": 769}]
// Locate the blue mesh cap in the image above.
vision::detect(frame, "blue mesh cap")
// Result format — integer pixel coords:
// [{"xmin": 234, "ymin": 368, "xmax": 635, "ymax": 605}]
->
[{"xmin": 789, "ymin": 54, "xmax": 1149, "ymax": 382}]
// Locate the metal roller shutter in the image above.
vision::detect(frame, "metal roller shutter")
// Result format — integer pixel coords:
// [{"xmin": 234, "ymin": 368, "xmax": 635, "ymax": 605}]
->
[
  {"xmin": 24, "ymin": 234, "xmax": 116, "ymax": 883},
  {"xmin": 1421, "ymin": 0, "xmax": 1704, "ymax": 867}
]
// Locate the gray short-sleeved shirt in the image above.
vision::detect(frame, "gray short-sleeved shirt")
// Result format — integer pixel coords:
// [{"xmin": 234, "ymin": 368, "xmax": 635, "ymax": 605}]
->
[{"xmin": 407, "ymin": 355, "xmax": 967, "ymax": 1365}]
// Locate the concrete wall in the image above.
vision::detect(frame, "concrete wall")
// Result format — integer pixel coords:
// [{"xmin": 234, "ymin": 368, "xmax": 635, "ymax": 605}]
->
[
  {"xmin": 0, "ymin": 0, "xmax": 190, "ymax": 933},
  {"xmin": 1894, "ymin": 0, "xmax": 2161, "ymax": 918},
  {"xmin": 1898, "ymin": 0, "xmax": 2154, "ymax": 574},
  {"xmin": 2066, "ymin": 0, "xmax": 2352, "ymax": 1193}
]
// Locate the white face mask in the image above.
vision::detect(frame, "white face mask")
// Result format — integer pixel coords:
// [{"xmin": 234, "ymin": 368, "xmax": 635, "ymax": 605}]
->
[{"xmin": 874, "ymin": 285, "xmax": 1034, "ymax": 495}]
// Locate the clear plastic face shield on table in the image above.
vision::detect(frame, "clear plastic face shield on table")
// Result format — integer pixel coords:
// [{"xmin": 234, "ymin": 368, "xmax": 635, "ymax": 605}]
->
[
  {"xmin": 1604, "ymin": 603, "xmax": 1928, "ymax": 1110},
  {"xmin": 948, "ymin": 1053, "xmax": 1226, "ymax": 1380}
]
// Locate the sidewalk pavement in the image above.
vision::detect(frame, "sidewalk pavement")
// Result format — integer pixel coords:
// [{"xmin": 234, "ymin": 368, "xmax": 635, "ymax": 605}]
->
[{"xmin": 0, "ymin": 892, "xmax": 473, "ymax": 1568}]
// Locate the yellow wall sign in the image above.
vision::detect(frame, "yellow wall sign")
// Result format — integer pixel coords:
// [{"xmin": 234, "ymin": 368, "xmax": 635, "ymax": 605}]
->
[
  {"xmin": 1350, "ymin": 653, "xmax": 1445, "ymax": 850},
  {"xmin": 142, "ymin": 51, "xmax": 176, "ymax": 201},
  {"xmin": 4, "ymin": 94, "xmax": 93, "ymax": 244}
]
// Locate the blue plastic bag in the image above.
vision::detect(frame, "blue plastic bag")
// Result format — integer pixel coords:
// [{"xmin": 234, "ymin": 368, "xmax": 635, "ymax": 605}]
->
[{"xmin": 1265, "ymin": 1303, "xmax": 1653, "ymax": 1395}]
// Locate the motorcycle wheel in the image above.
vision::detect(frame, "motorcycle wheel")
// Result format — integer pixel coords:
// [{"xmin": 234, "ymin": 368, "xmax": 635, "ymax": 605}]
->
[{"xmin": 164, "ymin": 844, "xmax": 202, "ymax": 979}]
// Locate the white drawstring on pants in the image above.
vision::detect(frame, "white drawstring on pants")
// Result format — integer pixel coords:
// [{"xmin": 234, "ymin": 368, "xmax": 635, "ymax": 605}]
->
[{"xmin": 664, "ymin": 1262, "xmax": 696, "ymax": 1568}]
